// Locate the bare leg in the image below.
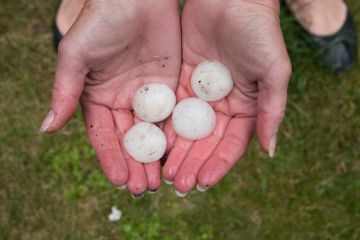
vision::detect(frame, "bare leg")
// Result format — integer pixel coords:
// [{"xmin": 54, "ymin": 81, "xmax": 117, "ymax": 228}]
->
[
  {"xmin": 286, "ymin": 0, "xmax": 347, "ymax": 36},
  {"xmin": 56, "ymin": 0, "xmax": 85, "ymax": 35}
]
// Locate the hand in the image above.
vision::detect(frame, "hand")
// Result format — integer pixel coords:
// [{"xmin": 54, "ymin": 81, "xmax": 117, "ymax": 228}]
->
[
  {"xmin": 41, "ymin": 0, "xmax": 181, "ymax": 195},
  {"xmin": 163, "ymin": 0, "xmax": 291, "ymax": 194}
]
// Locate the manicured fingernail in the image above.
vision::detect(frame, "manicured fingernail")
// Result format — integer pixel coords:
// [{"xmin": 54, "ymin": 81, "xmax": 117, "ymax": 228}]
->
[
  {"xmin": 147, "ymin": 189, "xmax": 158, "ymax": 194},
  {"xmin": 175, "ymin": 190, "xmax": 187, "ymax": 197},
  {"xmin": 163, "ymin": 179, "xmax": 173, "ymax": 185},
  {"xmin": 269, "ymin": 134, "xmax": 277, "ymax": 158},
  {"xmin": 196, "ymin": 183, "xmax": 208, "ymax": 192},
  {"xmin": 131, "ymin": 193, "xmax": 144, "ymax": 200},
  {"xmin": 116, "ymin": 184, "xmax": 127, "ymax": 190},
  {"xmin": 40, "ymin": 110, "xmax": 55, "ymax": 132}
]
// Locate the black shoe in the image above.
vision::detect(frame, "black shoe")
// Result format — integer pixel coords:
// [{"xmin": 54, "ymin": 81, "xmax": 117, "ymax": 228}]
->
[
  {"xmin": 52, "ymin": 23, "xmax": 63, "ymax": 52},
  {"xmin": 52, "ymin": 0, "xmax": 64, "ymax": 52},
  {"xmin": 303, "ymin": 11, "xmax": 357, "ymax": 74}
]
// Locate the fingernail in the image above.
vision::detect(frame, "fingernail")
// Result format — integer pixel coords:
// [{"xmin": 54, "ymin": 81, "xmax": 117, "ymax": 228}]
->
[
  {"xmin": 175, "ymin": 190, "xmax": 187, "ymax": 197},
  {"xmin": 163, "ymin": 179, "xmax": 173, "ymax": 185},
  {"xmin": 40, "ymin": 110, "xmax": 55, "ymax": 132},
  {"xmin": 116, "ymin": 184, "xmax": 127, "ymax": 190},
  {"xmin": 131, "ymin": 193, "xmax": 144, "ymax": 200},
  {"xmin": 147, "ymin": 189, "xmax": 158, "ymax": 194},
  {"xmin": 196, "ymin": 183, "xmax": 208, "ymax": 192},
  {"xmin": 269, "ymin": 134, "xmax": 277, "ymax": 158}
]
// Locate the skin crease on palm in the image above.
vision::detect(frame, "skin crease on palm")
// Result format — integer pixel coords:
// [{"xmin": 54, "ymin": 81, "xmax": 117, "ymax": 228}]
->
[
  {"xmin": 163, "ymin": 0, "xmax": 292, "ymax": 194},
  {"xmin": 43, "ymin": 0, "xmax": 182, "ymax": 195}
]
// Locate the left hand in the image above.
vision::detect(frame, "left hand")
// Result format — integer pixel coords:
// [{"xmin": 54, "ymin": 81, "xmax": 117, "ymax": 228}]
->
[{"xmin": 41, "ymin": 0, "xmax": 181, "ymax": 195}]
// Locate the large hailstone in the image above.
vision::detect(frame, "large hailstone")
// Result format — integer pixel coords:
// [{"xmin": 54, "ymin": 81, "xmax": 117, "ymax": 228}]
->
[
  {"xmin": 124, "ymin": 122, "xmax": 167, "ymax": 163},
  {"xmin": 172, "ymin": 98, "xmax": 216, "ymax": 140},
  {"xmin": 133, "ymin": 83, "xmax": 176, "ymax": 122},
  {"xmin": 191, "ymin": 60, "xmax": 234, "ymax": 101}
]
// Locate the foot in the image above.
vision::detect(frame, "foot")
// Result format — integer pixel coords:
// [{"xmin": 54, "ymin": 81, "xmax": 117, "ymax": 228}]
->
[
  {"xmin": 286, "ymin": 0, "xmax": 347, "ymax": 36},
  {"xmin": 56, "ymin": 0, "xmax": 85, "ymax": 35}
]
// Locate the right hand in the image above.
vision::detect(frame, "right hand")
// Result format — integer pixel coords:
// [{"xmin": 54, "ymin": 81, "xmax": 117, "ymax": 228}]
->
[
  {"xmin": 163, "ymin": 0, "xmax": 292, "ymax": 194},
  {"xmin": 41, "ymin": 0, "xmax": 181, "ymax": 195}
]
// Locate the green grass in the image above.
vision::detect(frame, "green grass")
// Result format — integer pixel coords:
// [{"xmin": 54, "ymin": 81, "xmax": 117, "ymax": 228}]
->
[{"xmin": 1, "ymin": 1, "xmax": 360, "ymax": 239}]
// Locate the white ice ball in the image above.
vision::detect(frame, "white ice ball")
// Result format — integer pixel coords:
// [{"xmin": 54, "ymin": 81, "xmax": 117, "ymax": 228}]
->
[
  {"xmin": 191, "ymin": 60, "xmax": 234, "ymax": 101},
  {"xmin": 124, "ymin": 122, "xmax": 167, "ymax": 163},
  {"xmin": 133, "ymin": 83, "xmax": 176, "ymax": 122},
  {"xmin": 172, "ymin": 98, "xmax": 216, "ymax": 140}
]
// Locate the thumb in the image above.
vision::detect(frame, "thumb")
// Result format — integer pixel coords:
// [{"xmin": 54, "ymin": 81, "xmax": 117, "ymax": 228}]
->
[
  {"xmin": 256, "ymin": 54, "xmax": 292, "ymax": 157},
  {"xmin": 40, "ymin": 39, "xmax": 88, "ymax": 133}
]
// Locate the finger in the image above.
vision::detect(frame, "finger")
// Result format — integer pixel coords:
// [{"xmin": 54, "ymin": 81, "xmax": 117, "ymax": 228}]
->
[
  {"xmin": 144, "ymin": 161, "xmax": 162, "ymax": 191},
  {"xmin": 257, "ymin": 54, "xmax": 291, "ymax": 157},
  {"xmin": 112, "ymin": 110, "xmax": 147, "ymax": 194},
  {"xmin": 178, "ymin": 63, "xmax": 197, "ymax": 98},
  {"xmin": 163, "ymin": 81, "xmax": 192, "ymax": 158},
  {"xmin": 125, "ymin": 157, "xmax": 148, "ymax": 195},
  {"xmin": 173, "ymin": 113, "xmax": 230, "ymax": 193},
  {"xmin": 126, "ymin": 115, "xmax": 161, "ymax": 192},
  {"xmin": 40, "ymin": 38, "xmax": 88, "ymax": 133},
  {"xmin": 198, "ymin": 117, "xmax": 255, "ymax": 189},
  {"xmin": 133, "ymin": 117, "xmax": 162, "ymax": 191},
  {"xmin": 177, "ymin": 76, "xmax": 193, "ymax": 101},
  {"xmin": 81, "ymin": 102, "xmax": 128, "ymax": 186},
  {"xmin": 163, "ymin": 116, "xmax": 177, "ymax": 152},
  {"xmin": 162, "ymin": 136, "xmax": 193, "ymax": 183},
  {"xmin": 162, "ymin": 67, "xmax": 194, "ymax": 182}
]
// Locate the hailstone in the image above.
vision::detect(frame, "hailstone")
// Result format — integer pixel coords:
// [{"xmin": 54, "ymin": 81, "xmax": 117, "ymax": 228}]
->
[
  {"xmin": 133, "ymin": 83, "xmax": 176, "ymax": 122},
  {"xmin": 124, "ymin": 122, "xmax": 167, "ymax": 163},
  {"xmin": 172, "ymin": 98, "xmax": 216, "ymax": 140},
  {"xmin": 191, "ymin": 60, "xmax": 234, "ymax": 101}
]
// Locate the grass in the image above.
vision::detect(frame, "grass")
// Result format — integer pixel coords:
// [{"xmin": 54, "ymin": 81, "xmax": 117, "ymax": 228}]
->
[{"xmin": 1, "ymin": 0, "xmax": 360, "ymax": 239}]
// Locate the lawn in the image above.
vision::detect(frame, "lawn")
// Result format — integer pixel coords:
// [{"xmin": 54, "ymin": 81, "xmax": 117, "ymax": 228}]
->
[{"xmin": 0, "ymin": 1, "xmax": 359, "ymax": 239}]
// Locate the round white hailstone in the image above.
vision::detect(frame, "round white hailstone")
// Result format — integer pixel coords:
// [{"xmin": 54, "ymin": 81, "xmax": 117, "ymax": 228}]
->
[
  {"xmin": 191, "ymin": 60, "xmax": 234, "ymax": 101},
  {"xmin": 108, "ymin": 206, "xmax": 122, "ymax": 222},
  {"xmin": 133, "ymin": 83, "xmax": 176, "ymax": 122},
  {"xmin": 172, "ymin": 98, "xmax": 216, "ymax": 140},
  {"xmin": 124, "ymin": 122, "xmax": 167, "ymax": 163}
]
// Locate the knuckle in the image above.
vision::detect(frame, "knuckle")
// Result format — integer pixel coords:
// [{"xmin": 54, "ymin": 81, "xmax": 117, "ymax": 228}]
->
[
  {"xmin": 282, "ymin": 57, "xmax": 293, "ymax": 79},
  {"xmin": 259, "ymin": 108, "xmax": 286, "ymax": 122},
  {"xmin": 224, "ymin": 134, "xmax": 243, "ymax": 146},
  {"xmin": 58, "ymin": 39, "xmax": 73, "ymax": 57},
  {"xmin": 58, "ymin": 37, "xmax": 82, "ymax": 60},
  {"xmin": 266, "ymin": 54, "xmax": 292, "ymax": 88},
  {"xmin": 51, "ymin": 84, "xmax": 80, "ymax": 104},
  {"xmin": 88, "ymin": 128, "xmax": 116, "ymax": 140}
]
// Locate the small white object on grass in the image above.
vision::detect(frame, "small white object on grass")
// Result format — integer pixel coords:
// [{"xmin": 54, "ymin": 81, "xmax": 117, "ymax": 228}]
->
[
  {"xmin": 191, "ymin": 60, "xmax": 234, "ymax": 101},
  {"xmin": 108, "ymin": 206, "xmax": 122, "ymax": 222},
  {"xmin": 172, "ymin": 98, "xmax": 216, "ymax": 140},
  {"xmin": 124, "ymin": 122, "xmax": 167, "ymax": 163},
  {"xmin": 133, "ymin": 83, "xmax": 176, "ymax": 122}
]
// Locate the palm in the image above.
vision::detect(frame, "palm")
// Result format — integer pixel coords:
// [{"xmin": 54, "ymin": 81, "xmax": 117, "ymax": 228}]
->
[
  {"xmin": 52, "ymin": 0, "xmax": 181, "ymax": 194},
  {"xmin": 79, "ymin": 4, "xmax": 180, "ymax": 109},
  {"xmin": 163, "ymin": 0, "xmax": 291, "ymax": 193}
]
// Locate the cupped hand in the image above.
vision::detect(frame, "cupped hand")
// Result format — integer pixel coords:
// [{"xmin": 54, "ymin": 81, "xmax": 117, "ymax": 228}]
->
[
  {"xmin": 41, "ymin": 0, "xmax": 181, "ymax": 195},
  {"xmin": 163, "ymin": 0, "xmax": 292, "ymax": 194}
]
